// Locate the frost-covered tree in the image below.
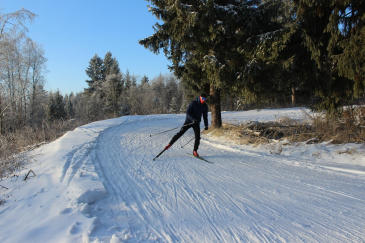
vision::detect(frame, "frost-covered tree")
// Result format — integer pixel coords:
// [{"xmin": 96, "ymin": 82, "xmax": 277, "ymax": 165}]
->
[
  {"xmin": 64, "ymin": 93, "xmax": 75, "ymax": 119},
  {"xmin": 151, "ymin": 75, "xmax": 167, "ymax": 113},
  {"xmin": 103, "ymin": 52, "xmax": 123, "ymax": 117},
  {"xmin": 169, "ymin": 97, "xmax": 178, "ymax": 114},
  {"xmin": 124, "ymin": 69, "xmax": 132, "ymax": 91},
  {"xmin": 0, "ymin": 8, "xmax": 36, "ymax": 42},
  {"xmin": 23, "ymin": 39, "xmax": 47, "ymax": 120},
  {"xmin": 0, "ymin": 8, "xmax": 47, "ymax": 132},
  {"xmin": 104, "ymin": 73, "xmax": 123, "ymax": 117}
]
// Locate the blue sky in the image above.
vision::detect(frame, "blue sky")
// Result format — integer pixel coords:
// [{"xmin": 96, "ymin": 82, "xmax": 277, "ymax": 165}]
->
[{"xmin": 1, "ymin": 0, "xmax": 171, "ymax": 94}]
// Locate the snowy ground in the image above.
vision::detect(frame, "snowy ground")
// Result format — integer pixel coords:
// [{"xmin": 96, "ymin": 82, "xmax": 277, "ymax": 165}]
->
[{"xmin": 1, "ymin": 108, "xmax": 365, "ymax": 242}]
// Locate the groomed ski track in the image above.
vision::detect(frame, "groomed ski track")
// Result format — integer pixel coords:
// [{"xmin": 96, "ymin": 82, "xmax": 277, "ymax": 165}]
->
[{"xmin": 87, "ymin": 114, "xmax": 364, "ymax": 242}]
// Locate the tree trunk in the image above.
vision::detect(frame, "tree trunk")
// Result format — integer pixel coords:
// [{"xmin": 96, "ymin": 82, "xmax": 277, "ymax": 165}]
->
[
  {"xmin": 209, "ymin": 85, "xmax": 222, "ymax": 128},
  {"xmin": 291, "ymin": 86, "xmax": 296, "ymax": 106}
]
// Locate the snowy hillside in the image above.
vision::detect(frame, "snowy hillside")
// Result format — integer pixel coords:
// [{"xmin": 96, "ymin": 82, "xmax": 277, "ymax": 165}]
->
[{"xmin": 1, "ymin": 108, "xmax": 365, "ymax": 242}]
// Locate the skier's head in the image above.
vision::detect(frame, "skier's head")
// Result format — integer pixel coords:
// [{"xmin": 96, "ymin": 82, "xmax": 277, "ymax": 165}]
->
[{"xmin": 199, "ymin": 93, "xmax": 207, "ymax": 104}]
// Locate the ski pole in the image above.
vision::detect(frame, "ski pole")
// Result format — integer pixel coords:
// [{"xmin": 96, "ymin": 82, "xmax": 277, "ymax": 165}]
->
[
  {"xmin": 180, "ymin": 129, "xmax": 204, "ymax": 148},
  {"xmin": 149, "ymin": 122, "xmax": 194, "ymax": 137},
  {"xmin": 153, "ymin": 148, "xmax": 168, "ymax": 161},
  {"xmin": 149, "ymin": 126, "xmax": 180, "ymax": 137},
  {"xmin": 181, "ymin": 137, "xmax": 195, "ymax": 148}
]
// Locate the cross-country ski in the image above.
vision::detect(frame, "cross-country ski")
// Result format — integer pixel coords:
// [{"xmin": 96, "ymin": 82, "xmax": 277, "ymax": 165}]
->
[{"xmin": 187, "ymin": 152, "xmax": 214, "ymax": 163}]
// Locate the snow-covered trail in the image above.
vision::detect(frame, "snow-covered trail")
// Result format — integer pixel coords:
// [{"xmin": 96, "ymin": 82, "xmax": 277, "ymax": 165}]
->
[
  {"xmin": 1, "ymin": 111, "xmax": 364, "ymax": 242},
  {"xmin": 88, "ymin": 115, "xmax": 365, "ymax": 242}
]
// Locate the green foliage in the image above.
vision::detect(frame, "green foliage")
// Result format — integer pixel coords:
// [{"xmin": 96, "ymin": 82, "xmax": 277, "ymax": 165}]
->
[
  {"xmin": 292, "ymin": 0, "xmax": 365, "ymax": 113},
  {"xmin": 85, "ymin": 54, "xmax": 105, "ymax": 94},
  {"xmin": 140, "ymin": 1, "xmax": 282, "ymax": 126},
  {"xmin": 141, "ymin": 0, "xmax": 365, "ymax": 115},
  {"xmin": 47, "ymin": 90, "xmax": 66, "ymax": 121}
]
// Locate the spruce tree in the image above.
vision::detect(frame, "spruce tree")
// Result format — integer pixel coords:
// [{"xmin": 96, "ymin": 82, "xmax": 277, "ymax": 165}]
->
[
  {"xmin": 47, "ymin": 90, "xmax": 66, "ymax": 121},
  {"xmin": 140, "ymin": 0, "xmax": 282, "ymax": 128},
  {"xmin": 292, "ymin": 0, "xmax": 365, "ymax": 113},
  {"xmin": 85, "ymin": 54, "xmax": 105, "ymax": 94},
  {"xmin": 103, "ymin": 52, "xmax": 123, "ymax": 117},
  {"xmin": 329, "ymin": 0, "xmax": 365, "ymax": 98},
  {"xmin": 124, "ymin": 69, "xmax": 132, "ymax": 90},
  {"xmin": 141, "ymin": 75, "xmax": 149, "ymax": 86},
  {"xmin": 103, "ymin": 51, "xmax": 114, "ymax": 76}
]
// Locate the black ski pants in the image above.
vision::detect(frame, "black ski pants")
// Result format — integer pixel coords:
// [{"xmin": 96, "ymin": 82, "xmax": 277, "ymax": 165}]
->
[{"xmin": 169, "ymin": 122, "xmax": 201, "ymax": 151}]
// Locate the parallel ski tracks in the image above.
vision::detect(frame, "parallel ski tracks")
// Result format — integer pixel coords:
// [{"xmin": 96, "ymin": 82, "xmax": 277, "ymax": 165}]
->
[{"xmin": 89, "ymin": 116, "xmax": 365, "ymax": 242}]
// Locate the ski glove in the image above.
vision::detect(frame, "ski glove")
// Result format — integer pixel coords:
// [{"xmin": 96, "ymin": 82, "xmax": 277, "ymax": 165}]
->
[{"xmin": 204, "ymin": 127, "xmax": 208, "ymax": 130}]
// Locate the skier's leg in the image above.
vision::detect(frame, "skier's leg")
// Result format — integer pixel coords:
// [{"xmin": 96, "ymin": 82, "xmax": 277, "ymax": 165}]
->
[
  {"xmin": 193, "ymin": 124, "xmax": 201, "ymax": 151},
  {"xmin": 169, "ymin": 124, "xmax": 191, "ymax": 146}
]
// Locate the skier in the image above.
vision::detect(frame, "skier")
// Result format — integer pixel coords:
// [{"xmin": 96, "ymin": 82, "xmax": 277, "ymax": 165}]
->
[{"xmin": 165, "ymin": 93, "xmax": 209, "ymax": 157}]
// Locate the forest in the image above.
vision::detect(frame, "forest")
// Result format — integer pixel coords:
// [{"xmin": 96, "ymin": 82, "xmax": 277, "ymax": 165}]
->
[{"xmin": 1, "ymin": 0, "xmax": 364, "ymax": 177}]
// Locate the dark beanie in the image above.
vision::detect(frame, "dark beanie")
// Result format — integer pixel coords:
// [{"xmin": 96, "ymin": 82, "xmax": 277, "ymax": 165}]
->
[{"xmin": 201, "ymin": 93, "xmax": 207, "ymax": 98}]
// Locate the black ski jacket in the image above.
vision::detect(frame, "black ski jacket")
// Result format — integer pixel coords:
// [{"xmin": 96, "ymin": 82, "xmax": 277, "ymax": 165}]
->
[{"xmin": 185, "ymin": 97, "xmax": 208, "ymax": 127}]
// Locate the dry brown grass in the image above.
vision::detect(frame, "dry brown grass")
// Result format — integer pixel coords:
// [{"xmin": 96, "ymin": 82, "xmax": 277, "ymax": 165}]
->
[
  {"xmin": 0, "ymin": 119, "xmax": 85, "ymax": 180},
  {"xmin": 207, "ymin": 107, "xmax": 365, "ymax": 146}
]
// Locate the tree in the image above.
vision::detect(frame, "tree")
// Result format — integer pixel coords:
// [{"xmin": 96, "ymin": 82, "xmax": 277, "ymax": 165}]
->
[
  {"xmin": 0, "ymin": 8, "xmax": 47, "ymax": 133},
  {"xmin": 64, "ymin": 93, "xmax": 75, "ymax": 119},
  {"xmin": 23, "ymin": 39, "xmax": 47, "ymax": 121},
  {"xmin": 0, "ymin": 8, "xmax": 36, "ymax": 43},
  {"xmin": 85, "ymin": 54, "xmax": 105, "ymax": 94},
  {"xmin": 103, "ymin": 52, "xmax": 123, "ymax": 117},
  {"xmin": 291, "ymin": 0, "xmax": 365, "ymax": 113},
  {"xmin": 140, "ymin": 0, "xmax": 282, "ymax": 128},
  {"xmin": 47, "ymin": 90, "xmax": 66, "ymax": 121},
  {"xmin": 165, "ymin": 75, "xmax": 180, "ymax": 112},
  {"xmin": 328, "ymin": 0, "xmax": 365, "ymax": 99},
  {"xmin": 151, "ymin": 74, "xmax": 167, "ymax": 113},
  {"xmin": 124, "ymin": 69, "xmax": 132, "ymax": 90},
  {"xmin": 141, "ymin": 75, "xmax": 149, "ymax": 85},
  {"xmin": 104, "ymin": 73, "xmax": 123, "ymax": 117},
  {"xmin": 139, "ymin": 77, "xmax": 154, "ymax": 114}
]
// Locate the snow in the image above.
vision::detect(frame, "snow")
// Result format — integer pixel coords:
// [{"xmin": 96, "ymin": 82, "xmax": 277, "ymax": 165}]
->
[{"xmin": 1, "ymin": 108, "xmax": 365, "ymax": 242}]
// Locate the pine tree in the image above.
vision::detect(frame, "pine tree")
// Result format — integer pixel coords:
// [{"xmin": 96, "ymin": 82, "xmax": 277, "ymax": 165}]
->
[
  {"xmin": 103, "ymin": 52, "xmax": 123, "ymax": 117},
  {"xmin": 85, "ymin": 54, "xmax": 105, "ymax": 94},
  {"xmin": 329, "ymin": 0, "xmax": 365, "ymax": 98},
  {"xmin": 141, "ymin": 75, "xmax": 149, "ymax": 86},
  {"xmin": 104, "ymin": 73, "xmax": 123, "ymax": 117},
  {"xmin": 124, "ymin": 69, "xmax": 132, "ymax": 90},
  {"xmin": 47, "ymin": 90, "xmax": 66, "ymax": 121},
  {"xmin": 103, "ymin": 51, "xmax": 114, "ymax": 76},
  {"xmin": 291, "ymin": 0, "xmax": 365, "ymax": 113}
]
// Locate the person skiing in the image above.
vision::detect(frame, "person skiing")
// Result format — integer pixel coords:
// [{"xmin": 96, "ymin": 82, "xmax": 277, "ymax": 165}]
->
[{"xmin": 165, "ymin": 93, "xmax": 209, "ymax": 157}]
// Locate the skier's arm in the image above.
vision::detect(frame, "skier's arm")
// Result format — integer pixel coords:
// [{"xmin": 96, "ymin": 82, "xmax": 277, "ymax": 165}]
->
[{"xmin": 186, "ymin": 102, "xmax": 196, "ymax": 123}]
